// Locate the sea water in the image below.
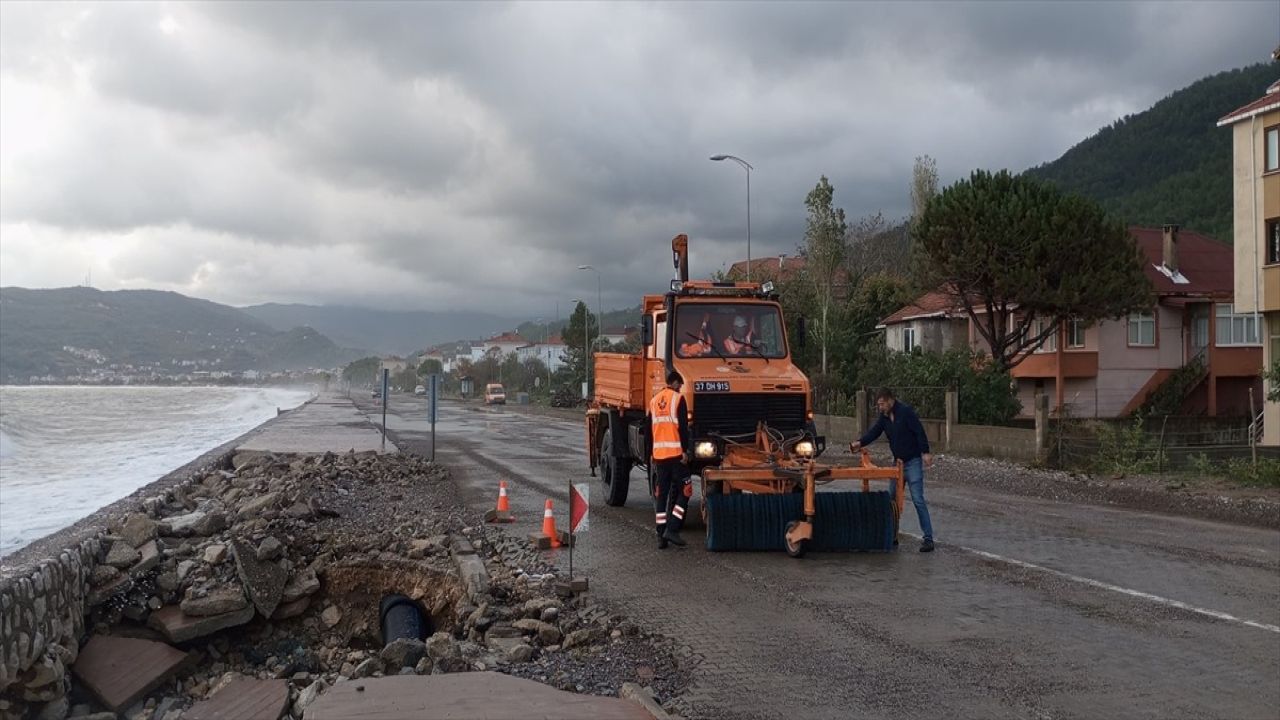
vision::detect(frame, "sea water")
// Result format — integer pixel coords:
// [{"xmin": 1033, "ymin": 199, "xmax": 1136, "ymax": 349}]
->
[{"xmin": 0, "ymin": 385, "xmax": 312, "ymax": 557}]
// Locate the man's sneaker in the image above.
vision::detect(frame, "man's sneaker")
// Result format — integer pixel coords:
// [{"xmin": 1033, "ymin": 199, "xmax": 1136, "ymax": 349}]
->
[
  {"xmin": 663, "ymin": 528, "xmax": 688, "ymax": 547},
  {"xmin": 658, "ymin": 537, "xmax": 669, "ymax": 550},
  {"xmin": 919, "ymin": 539, "xmax": 935, "ymax": 553}
]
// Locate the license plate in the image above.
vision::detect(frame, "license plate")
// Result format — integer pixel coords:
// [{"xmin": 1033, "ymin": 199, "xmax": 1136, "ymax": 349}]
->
[{"xmin": 694, "ymin": 381, "xmax": 731, "ymax": 392}]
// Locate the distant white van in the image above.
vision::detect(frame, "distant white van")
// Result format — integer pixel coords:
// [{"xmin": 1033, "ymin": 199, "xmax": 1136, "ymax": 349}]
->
[
  {"xmin": 414, "ymin": 385, "xmax": 426, "ymax": 396},
  {"xmin": 484, "ymin": 383, "xmax": 506, "ymax": 405}
]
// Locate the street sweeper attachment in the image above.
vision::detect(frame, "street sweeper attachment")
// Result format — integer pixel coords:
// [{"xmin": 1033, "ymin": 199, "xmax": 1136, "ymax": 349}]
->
[{"xmin": 701, "ymin": 424, "xmax": 904, "ymax": 557}]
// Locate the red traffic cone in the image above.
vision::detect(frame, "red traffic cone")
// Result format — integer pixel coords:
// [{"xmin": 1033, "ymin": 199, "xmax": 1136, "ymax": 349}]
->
[
  {"xmin": 529, "ymin": 499, "xmax": 562, "ymax": 549},
  {"xmin": 484, "ymin": 480, "xmax": 514, "ymax": 523}
]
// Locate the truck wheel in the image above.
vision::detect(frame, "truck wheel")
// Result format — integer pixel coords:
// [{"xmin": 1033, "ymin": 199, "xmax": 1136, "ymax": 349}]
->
[{"xmin": 601, "ymin": 431, "xmax": 631, "ymax": 506}]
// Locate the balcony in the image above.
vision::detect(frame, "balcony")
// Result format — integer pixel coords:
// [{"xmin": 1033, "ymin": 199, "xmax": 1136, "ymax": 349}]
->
[
  {"xmin": 1211, "ymin": 345, "xmax": 1263, "ymax": 377},
  {"xmin": 1010, "ymin": 351, "xmax": 1099, "ymax": 379}
]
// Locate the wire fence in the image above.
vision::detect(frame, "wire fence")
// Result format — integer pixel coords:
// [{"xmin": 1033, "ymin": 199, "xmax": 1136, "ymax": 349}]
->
[
  {"xmin": 812, "ymin": 385, "xmax": 951, "ymax": 420},
  {"xmin": 1052, "ymin": 414, "xmax": 1274, "ymax": 476}
]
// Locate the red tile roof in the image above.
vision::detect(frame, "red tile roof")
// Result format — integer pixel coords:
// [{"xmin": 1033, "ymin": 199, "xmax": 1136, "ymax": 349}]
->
[
  {"xmin": 726, "ymin": 255, "xmax": 807, "ymax": 282},
  {"xmin": 486, "ymin": 332, "xmax": 526, "ymax": 344},
  {"xmin": 1131, "ymin": 226, "xmax": 1233, "ymax": 298},
  {"xmin": 1217, "ymin": 79, "xmax": 1280, "ymax": 126},
  {"xmin": 879, "ymin": 291, "xmax": 966, "ymax": 326}
]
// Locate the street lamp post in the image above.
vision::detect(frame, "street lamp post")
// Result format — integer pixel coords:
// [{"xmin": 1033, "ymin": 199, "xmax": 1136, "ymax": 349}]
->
[
  {"xmin": 577, "ymin": 263, "xmax": 603, "ymax": 350},
  {"xmin": 709, "ymin": 154, "xmax": 753, "ymax": 282}
]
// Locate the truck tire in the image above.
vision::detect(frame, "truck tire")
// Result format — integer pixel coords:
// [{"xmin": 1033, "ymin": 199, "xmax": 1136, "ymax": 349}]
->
[{"xmin": 601, "ymin": 431, "xmax": 632, "ymax": 506}]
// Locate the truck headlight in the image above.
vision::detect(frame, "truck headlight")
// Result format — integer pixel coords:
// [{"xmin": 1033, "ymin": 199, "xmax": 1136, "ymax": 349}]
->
[
  {"xmin": 694, "ymin": 441, "xmax": 718, "ymax": 459},
  {"xmin": 794, "ymin": 440, "xmax": 815, "ymax": 458}
]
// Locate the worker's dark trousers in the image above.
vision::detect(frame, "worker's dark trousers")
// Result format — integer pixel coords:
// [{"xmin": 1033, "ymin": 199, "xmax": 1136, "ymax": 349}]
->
[{"xmin": 652, "ymin": 458, "xmax": 692, "ymax": 535}]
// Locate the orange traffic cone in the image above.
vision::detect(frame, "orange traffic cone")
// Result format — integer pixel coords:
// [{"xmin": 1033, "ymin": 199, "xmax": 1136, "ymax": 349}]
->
[
  {"xmin": 529, "ymin": 499, "xmax": 562, "ymax": 549},
  {"xmin": 484, "ymin": 480, "xmax": 514, "ymax": 523}
]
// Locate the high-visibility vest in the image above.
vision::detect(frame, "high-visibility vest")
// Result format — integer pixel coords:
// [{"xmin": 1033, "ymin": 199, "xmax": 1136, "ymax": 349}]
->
[
  {"xmin": 724, "ymin": 332, "xmax": 753, "ymax": 355},
  {"xmin": 649, "ymin": 387, "xmax": 684, "ymax": 460}
]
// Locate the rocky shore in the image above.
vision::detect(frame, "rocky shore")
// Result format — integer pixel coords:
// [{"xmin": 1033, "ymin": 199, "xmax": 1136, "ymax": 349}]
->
[{"xmin": 1, "ymin": 450, "xmax": 687, "ymax": 720}]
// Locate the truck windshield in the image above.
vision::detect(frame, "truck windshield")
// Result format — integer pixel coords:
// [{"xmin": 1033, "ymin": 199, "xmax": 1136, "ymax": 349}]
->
[{"xmin": 675, "ymin": 304, "xmax": 788, "ymax": 359}]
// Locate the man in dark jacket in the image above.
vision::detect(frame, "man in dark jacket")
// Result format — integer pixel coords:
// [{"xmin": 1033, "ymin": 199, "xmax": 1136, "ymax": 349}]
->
[{"xmin": 849, "ymin": 388, "xmax": 935, "ymax": 552}]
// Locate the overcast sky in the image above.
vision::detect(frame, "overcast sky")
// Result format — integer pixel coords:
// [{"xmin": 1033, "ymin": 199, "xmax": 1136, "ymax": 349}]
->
[{"xmin": 1, "ymin": 1, "xmax": 1276, "ymax": 318}]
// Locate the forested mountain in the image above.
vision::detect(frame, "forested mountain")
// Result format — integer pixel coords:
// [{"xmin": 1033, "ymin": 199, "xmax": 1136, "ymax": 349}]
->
[
  {"xmin": 1024, "ymin": 61, "xmax": 1278, "ymax": 241},
  {"xmin": 0, "ymin": 287, "xmax": 359, "ymax": 382},
  {"xmin": 242, "ymin": 303, "xmax": 519, "ymax": 356}
]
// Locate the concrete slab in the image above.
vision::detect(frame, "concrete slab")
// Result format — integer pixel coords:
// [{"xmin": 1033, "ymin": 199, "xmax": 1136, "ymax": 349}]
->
[
  {"xmin": 148, "ymin": 604, "xmax": 254, "ymax": 643},
  {"xmin": 184, "ymin": 676, "xmax": 289, "ymax": 720},
  {"xmin": 72, "ymin": 635, "xmax": 190, "ymax": 712},
  {"xmin": 306, "ymin": 672, "xmax": 655, "ymax": 720},
  {"xmin": 237, "ymin": 393, "xmax": 396, "ymax": 455}
]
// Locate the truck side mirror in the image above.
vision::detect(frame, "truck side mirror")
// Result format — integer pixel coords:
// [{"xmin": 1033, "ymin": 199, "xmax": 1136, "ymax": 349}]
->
[
  {"xmin": 641, "ymin": 315, "xmax": 654, "ymax": 346},
  {"xmin": 796, "ymin": 316, "xmax": 806, "ymax": 348}
]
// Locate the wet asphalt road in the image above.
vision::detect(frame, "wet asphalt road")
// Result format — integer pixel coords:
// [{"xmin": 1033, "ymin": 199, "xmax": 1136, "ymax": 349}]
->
[{"xmin": 368, "ymin": 395, "xmax": 1280, "ymax": 720}]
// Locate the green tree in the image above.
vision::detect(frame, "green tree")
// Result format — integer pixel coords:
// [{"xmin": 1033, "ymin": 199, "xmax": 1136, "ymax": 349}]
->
[
  {"xmin": 342, "ymin": 356, "xmax": 381, "ymax": 387},
  {"xmin": 798, "ymin": 176, "xmax": 848, "ymax": 376},
  {"xmin": 909, "ymin": 155, "xmax": 939, "ymax": 227},
  {"xmin": 1265, "ymin": 360, "xmax": 1280, "ymax": 403},
  {"xmin": 418, "ymin": 358, "xmax": 443, "ymax": 376},
  {"xmin": 914, "ymin": 170, "xmax": 1152, "ymax": 371},
  {"xmin": 560, "ymin": 301, "xmax": 598, "ymax": 392},
  {"xmin": 392, "ymin": 366, "xmax": 419, "ymax": 392}
]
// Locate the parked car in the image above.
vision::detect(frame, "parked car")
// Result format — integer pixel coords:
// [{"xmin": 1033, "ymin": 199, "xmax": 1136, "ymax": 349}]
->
[
  {"xmin": 484, "ymin": 383, "xmax": 506, "ymax": 405},
  {"xmin": 414, "ymin": 385, "xmax": 426, "ymax": 396},
  {"xmin": 371, "ymin": 388, "xmax": 381, "ymax": 398}
]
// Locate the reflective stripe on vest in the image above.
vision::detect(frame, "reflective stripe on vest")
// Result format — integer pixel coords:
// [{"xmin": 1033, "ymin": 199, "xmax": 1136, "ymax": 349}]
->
[{"xmin": 649, "ymin": 387, "xmax": 683, "ymax": 460}]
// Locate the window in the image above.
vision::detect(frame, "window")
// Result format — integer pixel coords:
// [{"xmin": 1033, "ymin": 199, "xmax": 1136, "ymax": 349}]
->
[
  {"xmin": 1267, "ymin": 126, "xmax": 1279, "ymax": 172},
  {"xmin": 1128, "ymin": 311, "xmax": 1155, "ymax": 346},
  {"xmin": 901, "ymin": 326, "xmax": 917, "ymax": 352},
  {"xmin": 674, "ymin": 303, "xmax": 787, "ymax": 358},
  {"xmin": 1033, "ymin": 318, "xmax": 1057, "ymax": 353},
  {"xmin": 1068, "ymin": 320, "xmax": 1087, "ymax": 349},
  {"xmin": 1268, "ymin": 219, "xmax": 1280, "ymax": 265},
  {"xmin": 1215, "ymin": 303, "xmax": 1260, "ymax": 346},
  {"xmin": 1270, "ymin": 315, "xmax": 1280, "ymax": 363}
]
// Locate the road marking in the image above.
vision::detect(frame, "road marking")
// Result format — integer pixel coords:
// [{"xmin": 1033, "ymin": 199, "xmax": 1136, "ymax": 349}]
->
[{"xmin": 903, "ymin": 533, "xmax": 1280, "ymax": 634}]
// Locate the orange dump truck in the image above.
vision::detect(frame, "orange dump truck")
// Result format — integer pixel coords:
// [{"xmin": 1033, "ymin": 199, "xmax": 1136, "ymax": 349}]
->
[{"xmin": 585, "ymin": 234, "xmax": 903, "ymax": 557}]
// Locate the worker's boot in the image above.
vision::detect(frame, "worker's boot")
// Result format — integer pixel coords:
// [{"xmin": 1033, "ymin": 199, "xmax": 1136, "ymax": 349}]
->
[
  {"xmin": 919, "ymin": 538, "xmax": 935, "ymax": 553},
  {"xmin": 663, "ymin": 528, "xmax": 688, "ymax": 547},
  {"xmin": 658, "ymin": 536, "xmax": 669, "ymax": 550}
]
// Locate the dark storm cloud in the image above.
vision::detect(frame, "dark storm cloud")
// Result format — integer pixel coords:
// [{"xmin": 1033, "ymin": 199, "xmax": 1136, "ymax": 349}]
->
[{"xmin": 1, "ymin": 0, "xmax": 1276, "ymax": 317}]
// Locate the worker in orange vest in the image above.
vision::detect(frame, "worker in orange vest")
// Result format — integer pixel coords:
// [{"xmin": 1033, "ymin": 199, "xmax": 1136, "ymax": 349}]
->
[
  {"xmin": 650, "ymin": 370, "xmax": 692, "ymax": 549},
  {"xmin": 723, "ymin": 315, "xmax": 755, "ymax": 355}
]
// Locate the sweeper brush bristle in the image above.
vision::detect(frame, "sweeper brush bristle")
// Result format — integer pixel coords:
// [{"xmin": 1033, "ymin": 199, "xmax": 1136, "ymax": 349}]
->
[{"xmin": 705, "ymin": 491, "xmax": 895, "ymax": 552}]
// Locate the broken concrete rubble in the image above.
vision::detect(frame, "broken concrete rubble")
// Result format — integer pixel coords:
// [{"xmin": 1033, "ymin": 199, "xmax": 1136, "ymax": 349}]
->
[
  {"xmin": 148, "ymin": 605, "xmax": 255, "ymax": 644},
  {"xmin": 179, "ymin": 585, "xmax": 247, "ymax": 617},
  {"xmin": 230, "ymin": 539, "xmax": 286, "ymax": 618},
  {"xmin": 3, "ymin": 449, "xmax": 686, "ymax": 720}
]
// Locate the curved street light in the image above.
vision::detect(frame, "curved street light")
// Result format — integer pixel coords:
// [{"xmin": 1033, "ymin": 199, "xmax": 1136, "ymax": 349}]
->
[{"xmin": 710, "ymin": 154, "xmax": 754, "ymax": 281}]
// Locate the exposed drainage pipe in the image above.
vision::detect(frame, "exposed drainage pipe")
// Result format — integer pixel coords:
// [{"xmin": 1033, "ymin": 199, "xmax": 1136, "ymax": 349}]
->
[{"xmin": 380, "ymin": 594, "xmax": 429, "ymax": 644}]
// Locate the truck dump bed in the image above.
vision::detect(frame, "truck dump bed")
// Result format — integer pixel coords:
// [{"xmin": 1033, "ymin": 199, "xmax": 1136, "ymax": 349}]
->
[{"xmin": 593, "ymin": 352, "xmax": 647, "ymax": 410}]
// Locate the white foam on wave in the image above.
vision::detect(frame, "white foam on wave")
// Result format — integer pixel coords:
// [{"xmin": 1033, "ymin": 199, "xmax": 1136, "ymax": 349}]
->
[{"xmin": 0, "ymin": 385, "xmax": 314, "ymax": 556}]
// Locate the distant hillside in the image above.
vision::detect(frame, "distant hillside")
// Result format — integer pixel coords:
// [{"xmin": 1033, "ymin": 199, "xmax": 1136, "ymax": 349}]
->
[
  {"xmin": 0, "ymin": 287, "xmax": 360, "ymax": 383},
  {"xmin": 242, "ymin": 303, "xmax": 520, "ymax": 355},
  {"xmin": 1024, "ymin": 61, "xmax": 1279, "ymax": 242}
]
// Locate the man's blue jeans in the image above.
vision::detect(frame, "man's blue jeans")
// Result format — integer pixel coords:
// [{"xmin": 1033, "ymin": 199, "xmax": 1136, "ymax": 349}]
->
[{"xmin": 894, "ymin": 457, "xmax": 934, "ymax": 541}]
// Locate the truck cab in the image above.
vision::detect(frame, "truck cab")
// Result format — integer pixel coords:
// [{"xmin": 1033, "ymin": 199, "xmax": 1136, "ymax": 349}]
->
[{"xmin": 588, "ymin": 235, "xmax": 821, "ymax": 507}]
